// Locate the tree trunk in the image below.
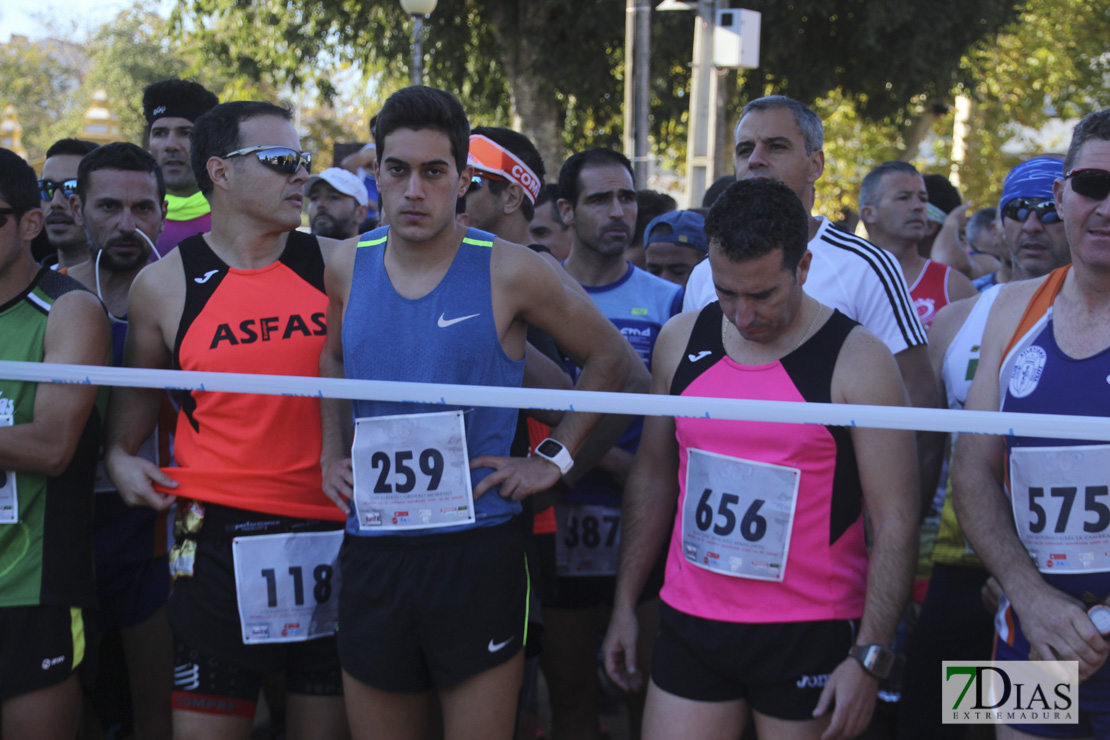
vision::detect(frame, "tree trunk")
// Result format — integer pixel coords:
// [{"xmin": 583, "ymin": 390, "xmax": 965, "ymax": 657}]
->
[
  {"xmin": 899, "ymin": 97, "xmax": 949, "ymax": 161},
  {"xmin": 488, "ymin": 0, "xmax": 565, "ymax": 181}
]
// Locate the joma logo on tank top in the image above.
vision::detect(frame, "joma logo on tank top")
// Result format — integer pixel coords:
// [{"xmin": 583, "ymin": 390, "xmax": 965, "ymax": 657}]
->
[{"xmin": 209, "ymin": 312, "xmax": 327, "ymax": 349}]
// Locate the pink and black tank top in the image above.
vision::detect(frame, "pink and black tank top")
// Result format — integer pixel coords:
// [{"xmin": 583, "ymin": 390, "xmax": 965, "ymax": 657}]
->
[{"xmin": 661, "ymin": 302, "xmax": 870, "ymax": 623}]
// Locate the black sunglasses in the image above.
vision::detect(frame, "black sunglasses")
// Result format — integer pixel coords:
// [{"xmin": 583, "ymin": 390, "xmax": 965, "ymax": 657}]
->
[
  {"xmin": 468, "ymin": 172, "xmax": 507, "ymax": 193},
  {"xmin": 1001, "ymin": 198, "xmax": 1060, "ymax": 224},
  {"xmin": 38, "ymin": 178, "xmax": 77, "ymax": 201},
  {"xmin": 223, "ymin": 146, "xmax": 312, "ymax": 175},
  {"xmin": 1065, "ymin": 168, "xmax": 1110, "ymax": 201}
]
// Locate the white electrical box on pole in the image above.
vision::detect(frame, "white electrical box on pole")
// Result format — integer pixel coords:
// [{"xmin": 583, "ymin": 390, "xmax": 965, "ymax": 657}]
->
[{"xmin": 713, "ymin": 8, "xmax": 760, "ymax": 69}]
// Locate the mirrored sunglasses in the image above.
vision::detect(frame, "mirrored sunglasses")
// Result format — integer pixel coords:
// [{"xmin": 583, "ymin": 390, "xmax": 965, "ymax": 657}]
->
[
  {"xmin": 1066, "ymin": 168, "xmax": 1110, "ymax": 201},
  {"xmin": 223, "ymin": 146, "xmax": 312, "ymax": 175},
  {"xmin": 38, "ymin": 178, "xmax": 77, "ymax": 201},
  {"xmin": 1001, "ymin": 198, "xmax": 1060, "ymax": 224},
  {"xmin": 468, "ymin": 172, "xmax": 507, "ymax": 193}
]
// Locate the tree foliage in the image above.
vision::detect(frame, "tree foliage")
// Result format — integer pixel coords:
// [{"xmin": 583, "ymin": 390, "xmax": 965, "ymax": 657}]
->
[
  {"xmin": 79, "ymin": 9, "xmax": 193, "ymax": 144},
  {"xmin": 4, "ymin": 0, "xmax": 1104, "ymax": 227},
  {"xmin": 166, "ymin": 0, "xmax": 1018, "ymax": 179},
  {"xmin": 0, "ymin": 38, "xmax": 85, "ymax": 159},
  {"xmin": 735, "ymin": 0, "xmax": 1016, "ymax": 120},
  {"xmin": 933, "ymin": 0, "xmax": 1110, "ymax": 209}
]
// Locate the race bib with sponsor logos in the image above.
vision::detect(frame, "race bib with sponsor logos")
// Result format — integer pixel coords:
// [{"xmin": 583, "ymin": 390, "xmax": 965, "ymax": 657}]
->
[
  {"xmin": 681, "ymin": 448, "xmax": 800, "ymax": 582},
  {"xmin": 1010, "ymin": 444, "xmax": 1110, "ymax": 574},
  {"xmin": 232, "ymin": 530, "xmax": 343, "ymax": 644},
  {"xmin": 351, "ymin": 411, "xmax": 475, "ymax": 532},
  {"xmin": 0, "ymin": 413, "xmax": 16, "ymax": 524}
]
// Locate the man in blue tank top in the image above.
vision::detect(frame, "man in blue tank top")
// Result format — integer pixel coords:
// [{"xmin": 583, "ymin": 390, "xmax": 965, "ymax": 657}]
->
[
  {"xmin": 955, "ymin": 109, "xmax": 1110, "ymax": 737},
  {"xmin": 319, "ymin": 85, "xmax": 634, "ymax": 740},
  {"xmin": 544, "ymin": 147, "xmax": 683, "ymax": 740}
]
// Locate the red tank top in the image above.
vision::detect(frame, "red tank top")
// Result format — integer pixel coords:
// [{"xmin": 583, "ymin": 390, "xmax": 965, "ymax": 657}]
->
[{"xmin": 909, "ymin": 259, "xmax": 951, "ymax": 330}]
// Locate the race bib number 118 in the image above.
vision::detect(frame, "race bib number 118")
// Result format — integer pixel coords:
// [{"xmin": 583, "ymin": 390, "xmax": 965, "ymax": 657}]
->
[{"xmin": 232, "ymin": 530, "xmax": 343, "ymax": 644}]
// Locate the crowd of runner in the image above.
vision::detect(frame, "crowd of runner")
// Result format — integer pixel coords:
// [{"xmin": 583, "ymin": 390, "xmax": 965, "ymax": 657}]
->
[{"xmin": 1, "ymin": 77, "xmax": 1109, "ymax": 740}]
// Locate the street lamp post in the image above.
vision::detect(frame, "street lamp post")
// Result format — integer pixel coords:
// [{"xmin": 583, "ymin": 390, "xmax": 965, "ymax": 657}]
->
[{"xmin": 399, "ymin": 0, "xmax": 438, "ymax": 86}]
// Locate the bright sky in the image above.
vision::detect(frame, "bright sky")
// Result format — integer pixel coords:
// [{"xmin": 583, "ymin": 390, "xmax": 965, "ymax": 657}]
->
[{"xmin": 2, "ymin": 0, "xmax": 170, "ymax": 42}]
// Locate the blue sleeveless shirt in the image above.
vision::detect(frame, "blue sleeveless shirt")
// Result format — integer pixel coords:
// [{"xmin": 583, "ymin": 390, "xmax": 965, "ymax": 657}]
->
[
  {"xmin": 1000, "ymin": 270, "xmax": 1110, "ymax": 599},
  {"xmin": 342, "ymin": 226, "xmax": 524, "ymax": 536}
]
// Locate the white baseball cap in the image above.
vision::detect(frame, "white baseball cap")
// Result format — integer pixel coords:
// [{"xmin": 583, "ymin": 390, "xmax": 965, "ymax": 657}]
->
[{"xmin": 305, "ymin": 167, "xmax": 369, "ymax": 206}]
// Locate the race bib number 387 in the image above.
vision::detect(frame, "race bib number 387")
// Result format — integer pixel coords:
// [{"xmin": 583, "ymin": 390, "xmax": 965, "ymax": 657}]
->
[
  {"xmin": 1010, "ymin": 445, "xmax": 1110, "ymax": 574},
  {"xmin": 555, "ymin": 503, "xmax": 621, "ymax": 577},
  {"xmin": 682, "ymin": 449, "xmax": 800, "ymax": 582},
  {"xmin": 351, "ymin": 411, "xmax": 475, "ymax": 532}
]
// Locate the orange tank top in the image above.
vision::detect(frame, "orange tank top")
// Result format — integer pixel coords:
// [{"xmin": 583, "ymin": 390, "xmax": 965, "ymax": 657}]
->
[{"xmin": 157, "ymin": 232, "xmax": 344, "ymax": 521}]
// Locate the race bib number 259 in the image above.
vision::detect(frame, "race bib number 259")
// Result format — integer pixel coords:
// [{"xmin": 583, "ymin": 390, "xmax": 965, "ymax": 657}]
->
[{"xmin": 351, "ymin": 411, "xmax": 475, "ymax": 531}]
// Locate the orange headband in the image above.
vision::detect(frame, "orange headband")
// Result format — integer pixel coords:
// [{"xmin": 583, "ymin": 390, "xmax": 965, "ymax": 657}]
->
[{"xmin": 467, "ymin": 135, "xmax": 541, "ymax": 204}]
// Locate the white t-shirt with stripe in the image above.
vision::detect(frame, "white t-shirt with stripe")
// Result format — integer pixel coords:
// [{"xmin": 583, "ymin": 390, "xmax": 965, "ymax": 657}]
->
[{"xmin": 681, "ymin": 217, "xmax": 926, "ymax": 355}]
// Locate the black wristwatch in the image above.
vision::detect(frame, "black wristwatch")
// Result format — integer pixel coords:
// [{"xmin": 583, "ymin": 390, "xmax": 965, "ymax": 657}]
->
[{"xmin": 848, "ymin": 644, "xmax": 896, "ymax": 679}]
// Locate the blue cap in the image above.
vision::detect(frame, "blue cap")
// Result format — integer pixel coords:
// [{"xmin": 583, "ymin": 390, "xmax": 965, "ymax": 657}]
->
[
  {"xmin": 999, "ymin": 157, "xmax": 1064, "ymax": 215},
  {"xmin": 644, "ymin": 210, "xmax": 707, "ymax": 253}
]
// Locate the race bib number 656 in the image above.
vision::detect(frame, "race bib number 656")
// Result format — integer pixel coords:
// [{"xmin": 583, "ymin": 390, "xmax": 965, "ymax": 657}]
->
[{"xmin": 682, "ymin": 449, "xmax": 800, "ymax": 582}]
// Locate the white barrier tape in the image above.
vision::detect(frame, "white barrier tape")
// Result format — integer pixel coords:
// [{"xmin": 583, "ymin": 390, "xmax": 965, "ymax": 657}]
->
[{"xmin": 2, "ymin": 360, "xmax": 1109, "ymax": 442}]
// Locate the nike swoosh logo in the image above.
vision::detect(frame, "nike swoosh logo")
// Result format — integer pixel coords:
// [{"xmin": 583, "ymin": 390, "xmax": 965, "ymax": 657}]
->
[
  {"xmin": 488, "ymin": 636, "xmax": 514, "ymax": 653},
  {"xmin": 688, "ymin": 350, "xmax": 712, "ymax": 362},
  {"xmin": 438, "ymin": 312, "xmax": 480, "ymax": 328},
  {"xmin": 194, "ymin": 269, "xmax": 219, "ymax": 284}
]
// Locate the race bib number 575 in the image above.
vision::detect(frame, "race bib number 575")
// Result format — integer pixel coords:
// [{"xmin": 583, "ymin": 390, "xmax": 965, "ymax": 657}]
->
[{"xmin": 1010, "ymin": 445, "xmax": 1110, "ymax": 574}]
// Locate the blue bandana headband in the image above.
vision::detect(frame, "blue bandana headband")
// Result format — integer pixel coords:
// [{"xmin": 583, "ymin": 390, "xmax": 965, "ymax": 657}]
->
[{"xmin": 999, "ymin": 157, "xmax": 1064, "ymax": 215}]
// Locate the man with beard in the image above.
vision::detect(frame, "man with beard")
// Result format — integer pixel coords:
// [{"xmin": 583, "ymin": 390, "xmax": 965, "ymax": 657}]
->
[
  {"xmin": 66, "ymin": 142, "xmax": 174, "ymax": 740},
  {"xmin": 142, "ymin": 78, "xmax": 219, "ymax": 257},
  {"xmin": 543, "ymin": 148, "xmax": 682, "ymax": 740},
  {"xmin": 306, "ymin": 167, "xmax": 369, "ymax": 240},
  {"xmin": 39, "ymin": 138, "xmax": 98, "ymax": 268}
]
